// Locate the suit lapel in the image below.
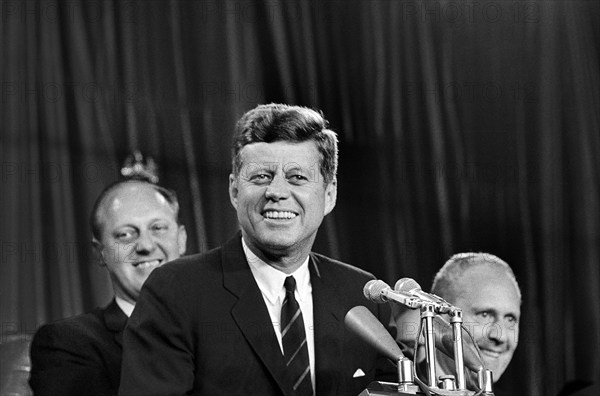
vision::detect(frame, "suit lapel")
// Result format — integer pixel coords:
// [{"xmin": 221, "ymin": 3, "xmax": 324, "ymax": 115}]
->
[
  {"xmin": 310, "ymin": 254, "xmax": 347, "ymax": 395},
  {"xmin": 221, "ymin": 234, "xmax": 293, "ymax": 395}
]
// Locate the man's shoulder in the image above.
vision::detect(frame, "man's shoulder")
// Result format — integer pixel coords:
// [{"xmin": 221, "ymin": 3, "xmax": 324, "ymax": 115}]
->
[
  {"xmin": 144, "ymin": 244, "xmax": 232, "ymax": 293},
  {"xmin": 32, "ymin": 307, "xmax": 108, "ymax": 349},
  {"xmin": 311, "ymin": 252, "xmax": 376, "ymax": 280},
  {"xmin": 156, "ymin": 244, "xmax": 224, "ymax": 276},
  {"xmin": 38, "ymin": 308, "xmax": 104, "ymax": 333},
  {"xmin": 311, "ymin": 252, "xmax": 374, "ymax": 279}
]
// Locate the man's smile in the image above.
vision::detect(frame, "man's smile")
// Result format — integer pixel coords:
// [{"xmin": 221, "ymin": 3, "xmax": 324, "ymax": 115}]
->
[
  {"xmin": 479, "ymin": 347, "xmax": 504, "ymax": 360},
  {"xmin": 132, "ymin": 259, "xmax": 164, "ymax": 269}
]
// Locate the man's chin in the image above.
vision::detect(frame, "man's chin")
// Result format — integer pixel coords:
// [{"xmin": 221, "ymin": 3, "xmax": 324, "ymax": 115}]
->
[
  {"xmin": 253, "ymin": 230, "xmax": 299, "ymax": 249},
  {"xmin": 481, "ymin": 359, "xmax": 509, "ymax": 382},
  {"xmin": 261, "ymin": 240, "xmax": 299, "ymax": 256}
]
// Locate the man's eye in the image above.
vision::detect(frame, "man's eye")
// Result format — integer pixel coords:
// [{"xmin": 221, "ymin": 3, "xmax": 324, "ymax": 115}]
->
[
  {"xmin": 116, "ymin": 230, "xmax": 136, "ymax": 241},
  {"xmin": 289, "ymin": 174, "xmax": 308, "ymax": 183},
  {"xmin": 152, "ymin": 224, "xmax": 168, "ymax": 232},
  {"xmin": 477, "ymin": 311, "xmax": 493, "ymax": 320},
  {"xmin": 250, "ymin": 174, "xmax": 271, "ymax": 182}
]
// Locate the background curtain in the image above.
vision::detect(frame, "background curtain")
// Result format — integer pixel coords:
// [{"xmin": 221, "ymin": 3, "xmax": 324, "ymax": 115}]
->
[{"xmin": 1, "ymin": 1, "xmax": 598, "ymax": 394}]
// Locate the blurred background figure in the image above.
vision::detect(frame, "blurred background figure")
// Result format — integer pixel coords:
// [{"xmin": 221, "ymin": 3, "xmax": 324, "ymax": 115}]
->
[
  {"xmin": 0, "ymin": 334, "xmax": 33, "ymax": 396},
  {"xmin": 29, "ymin": 155, "xmax": 187, "ymax": 396},
  {"xmin": 393, "ymin": 252, "xmax": 521, "ymax": 392}
]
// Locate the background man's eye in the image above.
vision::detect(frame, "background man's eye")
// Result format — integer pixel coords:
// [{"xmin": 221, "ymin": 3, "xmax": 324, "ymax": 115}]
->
[{"xmin": 116, "ymin": 231, "xmax": 136, "ymax": 241}]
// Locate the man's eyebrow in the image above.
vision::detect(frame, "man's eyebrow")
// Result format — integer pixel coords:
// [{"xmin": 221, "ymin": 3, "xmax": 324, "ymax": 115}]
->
[
  {"xmin": 471, "ymin": 305, "xmax": 498, "ymax": 313},
  {"xmin": 242, "ymin": 165, "xmax": 275, "ymax": 175},
  {"xmin": 283, "ymin": 162, "xmax": 308, "ymax": 171},
  {"xmin": 243, "ymin": 162, "xmax": 279, "ymax": 170},
  {"xmin": 112, "ymin": 225, "xmax": 137, "ymax": 234}
]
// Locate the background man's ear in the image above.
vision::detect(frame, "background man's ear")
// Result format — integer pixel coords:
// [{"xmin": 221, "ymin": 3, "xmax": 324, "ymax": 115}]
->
[
  {"xmin": 178, "ymin": 226, "xmax": 188, "ymax": 256},
  {"xmin": 91, "ymin": 238, "xmax": 106, "ymax": 267}
]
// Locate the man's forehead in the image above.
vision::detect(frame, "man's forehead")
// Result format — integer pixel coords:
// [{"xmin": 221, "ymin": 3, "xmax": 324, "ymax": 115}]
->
[
  {"xmin": 241, "ymin": 140, "xmax": 318, "ymax": 155},
  {"xmin": 104, "ymin": 184, "xmax": 170, "ymax": 212},
  {"xmin": 453, "ymin": 266, "xmax": 518, "ymax": 297},
  {"xmin": 455, "ymin": 274, "xmax": 520, "ymax": 312}
]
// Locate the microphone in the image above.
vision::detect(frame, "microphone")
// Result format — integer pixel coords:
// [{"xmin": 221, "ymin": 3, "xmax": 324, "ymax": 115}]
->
[
  {"xmin": 394, "ymin": 278, "xmax": 455, "ymax": 313},
  {"xmin": 364, "ymin": 280, "xmax": 483, "ymax": 371},
  {"xmin": 363, "ymin": 280, "xmax": 423, "ymax": 309},
  {"xmin": 344, "ymin": 305, "xmax": 405, "ymax": 362}
]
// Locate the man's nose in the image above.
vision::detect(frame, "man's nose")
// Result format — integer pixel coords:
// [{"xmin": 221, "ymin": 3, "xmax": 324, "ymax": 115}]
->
[
  {"xmin": 265, "ymin": 175, "xmax": 290, "ymax": 201},
  {"xmin": 135, "ymin": 231, "xmax": 157, "ymax": 254},
  {"xmin": 486, "ymin": 321, "xmax": 507, "ymax": 344}
]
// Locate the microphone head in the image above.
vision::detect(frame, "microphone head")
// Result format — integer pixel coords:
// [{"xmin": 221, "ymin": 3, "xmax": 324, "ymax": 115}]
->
[
  {"xmin": 344, "ymin": 306, "xmax": 405, "ymax": 362},
  {"xmin": 363, "ymin": 280, "xmax": 389, "ymax": 303},
  {"xmin": 394, "ymin": 277, "xmax": 421, "ymax": 293}
]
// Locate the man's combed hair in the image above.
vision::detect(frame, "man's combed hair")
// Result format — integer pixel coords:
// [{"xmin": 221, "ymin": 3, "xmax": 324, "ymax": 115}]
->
[
  {"xmin": 90, "ymin": 179, "xmax": 181, "ymax": 241},
  {"xmin": 432, "ymin": 252, "xmax": 522, "ymax": 304},
  {"xmin": 231, "ymin": 103, "xmax": 339, "ymax": 184}
]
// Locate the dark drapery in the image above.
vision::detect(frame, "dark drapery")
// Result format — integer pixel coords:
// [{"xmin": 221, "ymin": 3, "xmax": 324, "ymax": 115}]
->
[{"xmin": 1, "ymin": 1, "xmax": 599, "ymax": 394}]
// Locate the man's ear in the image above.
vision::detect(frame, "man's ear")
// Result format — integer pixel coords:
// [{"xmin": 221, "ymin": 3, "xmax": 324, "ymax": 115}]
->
[
  {"xmin": 229, "ymin": 174, "xmax": 239, "ymax": 210},
  {"xmin": 177, "ymin": 225, "xmax": 188, "ymax": 256},
  {"xmin": 91, "ymin": 237, "xmax": 106, "ymax": 267},
  {"xmin": 323, "ymin": 178, "xmax": 337, "ymax": 216}
]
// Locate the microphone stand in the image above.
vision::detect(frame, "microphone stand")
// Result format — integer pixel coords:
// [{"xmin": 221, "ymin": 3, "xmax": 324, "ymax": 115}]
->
[
  {"xmin": 448, "ymin": 308, "xmax": 466, "ymax": 390},
  {"xmin": 420, "ymin": 304, "xmax": 496, "ymax": 395},
  {"xmin": 421, "ymin": 304, "xmax": 438, "ymax": 387},
  {"xmin": 357, "ymin": 279, "xmax": 497, "ymax": 395}
]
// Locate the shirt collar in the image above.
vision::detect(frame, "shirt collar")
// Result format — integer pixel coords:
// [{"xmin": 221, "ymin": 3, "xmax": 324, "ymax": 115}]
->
[
  {"xmin": 242, "ymin": 237, "xmax": 311, "ymax": 304},
  {"xmin": 115, "ymin": 296, "xmax": 135, "ymax": 317}
]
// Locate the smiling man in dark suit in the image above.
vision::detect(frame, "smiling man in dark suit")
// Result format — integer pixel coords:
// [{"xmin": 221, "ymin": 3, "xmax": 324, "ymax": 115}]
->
[
  {"xmin": 119, "ymin": 104, "xmax": 393, "ymax": 396},
  {"xmin": 29, "ymin": 178, "xmax": 187, "ymax": 396}
]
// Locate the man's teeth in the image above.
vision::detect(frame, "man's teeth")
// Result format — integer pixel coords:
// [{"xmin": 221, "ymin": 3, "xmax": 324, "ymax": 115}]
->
[
  {"xmin": 264, "ymin": 211, "xmax": 297, "ymax": 219},
  {"xmin": 135, "ymin": 260, "xmax": 161, "ymax": 268}
]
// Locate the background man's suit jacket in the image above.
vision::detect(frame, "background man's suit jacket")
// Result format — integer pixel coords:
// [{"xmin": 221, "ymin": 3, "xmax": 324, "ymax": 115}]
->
[
  {"xmin": 29, "ymin": 300, "xmax": 127, "ymax": 396},
  {"xmin": 120, "ymin": 233, "xmax": 394, "ymax": 396}
]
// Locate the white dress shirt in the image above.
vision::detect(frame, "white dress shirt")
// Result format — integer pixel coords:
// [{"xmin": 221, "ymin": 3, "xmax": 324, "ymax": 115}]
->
[
  {"xmin": 115, "ymin": 296, "xmax": 135, "ymax": 317},
  {"xmin": 242, "ymin": 237, "xmax": 315, "ymax": 391}
]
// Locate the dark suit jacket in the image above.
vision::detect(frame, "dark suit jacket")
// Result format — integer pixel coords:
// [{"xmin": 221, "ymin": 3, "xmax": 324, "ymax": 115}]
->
[
  {"xmin": 119, "ymin": 234, "xmax": 393, "ymax": 396},
  {"xmin": 29, "ymin": 300, "xmax": 127, "ymax": 396}
]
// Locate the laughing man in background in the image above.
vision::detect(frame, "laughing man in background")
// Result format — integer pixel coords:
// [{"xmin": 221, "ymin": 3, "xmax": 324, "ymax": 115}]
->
[{"xmin": 30, "ymin": 178, "xmax": 187, "ymax": 396}]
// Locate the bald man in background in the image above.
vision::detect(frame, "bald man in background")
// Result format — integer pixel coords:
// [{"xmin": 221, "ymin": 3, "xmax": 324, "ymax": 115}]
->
[
  {"xmin": 29, "ymin": 179, "xmax": 187, "ymax": 396},
  {"xmin": 392, "ymin": 252, "xmax": 521, "ymax": 390}
]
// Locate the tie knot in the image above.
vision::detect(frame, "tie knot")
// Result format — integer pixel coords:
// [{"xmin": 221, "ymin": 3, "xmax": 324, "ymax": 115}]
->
[{"xmin": 284, "ymin": 276, "xmax": 296, "ymax": 294}]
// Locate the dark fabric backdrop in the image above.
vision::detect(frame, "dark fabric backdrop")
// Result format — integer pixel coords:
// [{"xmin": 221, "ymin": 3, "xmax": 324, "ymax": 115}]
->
[{"xmin": 1, "ymin": 1, "xmax": 599, "ymax": 395}]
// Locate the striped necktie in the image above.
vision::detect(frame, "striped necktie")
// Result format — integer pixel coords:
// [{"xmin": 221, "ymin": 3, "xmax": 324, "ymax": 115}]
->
[{"xmin": 281, "ymin": 276, "xmax": 313, "ymax": 395}]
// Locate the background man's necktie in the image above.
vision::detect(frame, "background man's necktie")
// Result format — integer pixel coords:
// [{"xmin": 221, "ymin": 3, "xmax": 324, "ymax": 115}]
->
[{"xmin": 281, "ymin": 276, "xmax": 313, "ymax": 395}]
